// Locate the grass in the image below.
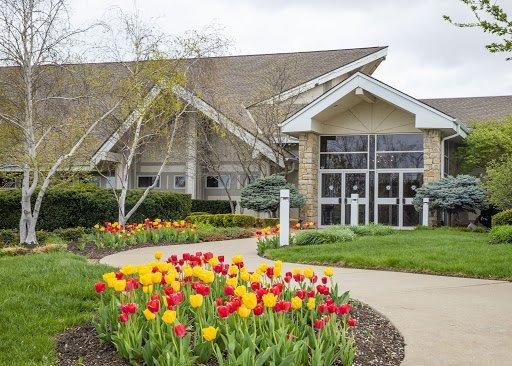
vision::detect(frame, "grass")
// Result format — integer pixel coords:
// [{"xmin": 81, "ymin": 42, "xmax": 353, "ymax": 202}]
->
[
  {"xmin": 0, "ymin": 252, "xmax": 112, "ymax": 366},
  {"xmin": 265, "ymin": 227, "xmax": 512, "ymax": 280}
]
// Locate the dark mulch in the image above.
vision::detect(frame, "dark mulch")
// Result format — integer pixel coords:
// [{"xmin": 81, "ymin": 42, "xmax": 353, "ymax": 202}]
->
[
  {"xmin": 56, "ymin": 325, "xmax": 128, "ymax": 366},
  {"xmin": 56, "ymin": 302, "xmax": 404, "ymax": 366}
]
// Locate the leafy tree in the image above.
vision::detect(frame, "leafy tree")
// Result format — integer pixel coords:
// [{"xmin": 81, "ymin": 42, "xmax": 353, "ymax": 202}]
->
[
  {"xmin": 457, "ymin": 116, "xmax": 512, "ymax": 173},
  {"xmin": 413, "ymin": 175, "xmax": 488, "ymax": 225},
  {"xmin": 444, "ymin": 0, "xmax": 512, "ymax": 60},
  {"xmin": 483, "ymin": 158, "xmax": 512, "ymax": 210},
  {"xmin": 240, "ymin": 175, "xmax": 304, "ymax": 217}
]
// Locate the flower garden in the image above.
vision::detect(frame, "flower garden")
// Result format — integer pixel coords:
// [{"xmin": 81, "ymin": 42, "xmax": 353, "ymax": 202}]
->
[{"xmin": 94, "ymin": 251, "xmax": 357, "ymax": 365}]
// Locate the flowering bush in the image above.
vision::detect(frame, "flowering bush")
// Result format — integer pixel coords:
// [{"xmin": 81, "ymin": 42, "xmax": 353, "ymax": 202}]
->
[{"xmin": 95, "ymin": 252, "xmax": 356, "ymax": 365}]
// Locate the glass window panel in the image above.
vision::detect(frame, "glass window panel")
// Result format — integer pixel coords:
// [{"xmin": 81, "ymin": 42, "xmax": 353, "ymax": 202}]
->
[
  {"xmin": 377, "ymin": 134, "xmax": 423, "ymax": 152},
  {"xmin": 138, "ymin": 176, "xmax": 159, "ymax": 188},
  {"xmin": 321, "ymin": 204, "xmax": 341, "ymax": 225},
  {"xmin": 345, "ymin": 204, "xmax": 366, "ymax": 225},
  {"xmin": 320, "ymin": 135, "xmax": 368, "ymax": 152},
  {"xmin": 403, "ymin": 205, "xmax": 420, "ymax": 226},
  {"xmin": 378, "ymin": 173, "xmax": 399, "ymax": 198},
  {"xmin": 369, "ymin": 170, "xmax": 375, "ymax": 223},
  {"xmin": 320, "ymin": 153, "xmax": 368, "ymax": 169},
  {"xmin": 378, "ymin": 205, "xmax": 398, "ymax": 226},
  {"xmin": 174, "ymin": 176, "xmax": 186, "ymax": 188},
  {"xmin": 345, "ymin": 173, "xmax": 366, "ymax": 198},
  {"xmin": 403, "ymin": 173, "xmax": 423, "ymax": 198},
  {"xmin": 321, "ymin": 174, "xmax": 341, "ymax": 198},
  {"xmin": 376, "ymin": 152, "xmax": 424, "ymax": 169},
  {"xmin": 369, "ymin": 135, "xmax": 376, "ymax": 169}
]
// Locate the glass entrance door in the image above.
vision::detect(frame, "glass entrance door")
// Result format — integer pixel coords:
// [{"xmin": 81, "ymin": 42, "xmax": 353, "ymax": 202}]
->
[
  {"xmin": 319, "ymin": 172, "xmax": 368, "ymax": 226},
  {"xmin": 375, "ymin": 172, "xmax": 423, "ymax": 227}
]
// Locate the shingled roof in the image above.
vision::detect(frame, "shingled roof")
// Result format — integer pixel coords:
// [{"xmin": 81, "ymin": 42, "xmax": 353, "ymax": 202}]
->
[{"xmin": 420, "ymin": 95, "xmax": 512, "ymax": 127}]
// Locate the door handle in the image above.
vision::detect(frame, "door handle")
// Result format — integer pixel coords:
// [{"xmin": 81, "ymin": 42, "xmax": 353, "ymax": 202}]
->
[{"xmin": 338, "ymin": 197, "xmax": 342, "ymax": 204}]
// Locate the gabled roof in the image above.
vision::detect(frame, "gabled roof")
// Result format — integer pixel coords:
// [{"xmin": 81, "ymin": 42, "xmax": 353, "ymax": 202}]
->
[
  {"xmin": 420, "ymin": 95, "xmax": 512, "ymax": 127},
  {"xmin": 281, "ymin": 72, "xmax": 468, "ymax": 137}
]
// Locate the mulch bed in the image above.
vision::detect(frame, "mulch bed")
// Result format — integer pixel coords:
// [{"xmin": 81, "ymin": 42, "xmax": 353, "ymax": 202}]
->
[{"xmin": 56, "ymin": 301, "xmax": 404, "ymax": 366}]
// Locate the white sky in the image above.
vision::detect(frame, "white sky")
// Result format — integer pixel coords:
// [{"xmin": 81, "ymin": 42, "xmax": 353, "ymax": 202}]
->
[{"xmin": 69, "ymin": 0, "xmax": 512, "ymax": 98}]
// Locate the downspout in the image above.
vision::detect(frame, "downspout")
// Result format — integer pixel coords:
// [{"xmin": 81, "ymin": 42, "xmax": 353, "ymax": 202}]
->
[{"xmin": 440, "ymin": 124, "xmax": 461, "ymax": 177}]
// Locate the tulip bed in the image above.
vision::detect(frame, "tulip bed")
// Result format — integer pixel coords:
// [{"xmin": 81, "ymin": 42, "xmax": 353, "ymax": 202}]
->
[{"xmin": 95, "ymin": 251, "xmax": 357, "ymax": 365}]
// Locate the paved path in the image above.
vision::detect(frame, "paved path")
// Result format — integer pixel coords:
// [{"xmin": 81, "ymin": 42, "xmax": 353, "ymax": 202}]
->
[{"xmin": 101, "ymin": 238, "xmax": 512, "ymax": 366}]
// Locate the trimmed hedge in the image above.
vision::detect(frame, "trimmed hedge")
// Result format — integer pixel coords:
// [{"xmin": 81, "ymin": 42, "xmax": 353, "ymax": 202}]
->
[
  {"xmin": 492, "ymin": 209, "xmax": 512, "ymax": 226},
  {"xmin": 0, "ymin": 185, "xmax": 191, "ymax": 231},
  {"xmin": 191, "ymin": 199, "xmax": 234, "ymax": 214},
  {"xmin": 293, "ymin": 227, "xmax": 355, "ymax": 246},
  {"xmin": 489, "ymin": 225, "xmax": 512, "ymax": 244},
  {"xmin": 186, "ymin": 214, "xmax": 279, "ymax": 228}
]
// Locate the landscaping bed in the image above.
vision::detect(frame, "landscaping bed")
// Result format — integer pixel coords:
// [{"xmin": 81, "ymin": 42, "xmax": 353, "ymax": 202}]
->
[
  {"xmin": 264, "ymin": 227, "xmax": 512, "ymax": 281},
  {"xmin": 56, "ymin": 301, "xmax": 404, "ymax": 366}
]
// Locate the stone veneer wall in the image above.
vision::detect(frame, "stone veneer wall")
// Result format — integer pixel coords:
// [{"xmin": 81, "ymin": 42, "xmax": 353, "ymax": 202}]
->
[
  {"xmin": 423, "ymin": 129, "xmax": 442, "ymax": 184},
  {"xmin": 298, "ymin": 132, "xmax": 319, "ymax": 224}
]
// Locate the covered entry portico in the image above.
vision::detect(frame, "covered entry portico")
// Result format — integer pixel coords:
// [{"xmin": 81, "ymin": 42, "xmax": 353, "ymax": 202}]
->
[{"xmin": 281, "ymin": 72, "xmax": 467, "ymax": 227}]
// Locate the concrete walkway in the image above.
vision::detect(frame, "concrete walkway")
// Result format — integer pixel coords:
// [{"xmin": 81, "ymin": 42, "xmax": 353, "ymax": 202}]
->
[{"xmin": 101, "ymin": 238, "xmax": 512, "ymax": 366}]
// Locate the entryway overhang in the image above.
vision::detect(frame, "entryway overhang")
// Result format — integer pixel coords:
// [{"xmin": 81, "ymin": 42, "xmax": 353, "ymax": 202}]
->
[{"xmin": 281, "ymin": 72, "xmax": 468, "ymax": 139}]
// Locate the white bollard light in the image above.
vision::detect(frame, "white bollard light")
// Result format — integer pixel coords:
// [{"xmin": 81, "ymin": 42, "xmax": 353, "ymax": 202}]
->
[
  {"xmin": 279, "ymin": 189, "xmax": 290, "ymax": 246},
  {"xmin": 422, "ymin": 197, "xmax": 430, "ymax": 226},
  {"xmin": 350, "ymin": 193, "xmax": 359, "ymax": 226}
]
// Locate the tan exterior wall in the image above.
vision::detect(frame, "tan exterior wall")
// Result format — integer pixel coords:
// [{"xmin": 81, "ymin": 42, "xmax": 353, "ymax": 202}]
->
[
  {"xmin": 298, "ymin": 132, "xmax": 319, "ymax": 223},
  {"xmin": 423, "ymin": 129, "xmax": 442, "ymax": 184}
]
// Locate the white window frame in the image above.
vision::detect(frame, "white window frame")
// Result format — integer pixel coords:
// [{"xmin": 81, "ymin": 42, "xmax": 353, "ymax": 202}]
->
[
  {"xmin": 137, "ymin": 175, "xmax": 160, "ymax": 189},
  {"xmin": 173, "ymin": 175, "xmax": 186, "ymax": 189},
  {"xmin": 205, "ymin": 175, "xmax": 231, "ymax": 189}
]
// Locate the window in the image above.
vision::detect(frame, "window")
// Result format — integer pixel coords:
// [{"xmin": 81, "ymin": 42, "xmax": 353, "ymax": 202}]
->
[
  {"xmin": 206, "ymin": 175, "xmax": 231, "ymax": 189},
  {"xmin": 137, "ymin": 175, "xmax": 160, "ymax": 188},
  {"xmin": 105, "ymin": 176, "xmax": 116, "ymax": 189},
  {"xmin": 320, "ymin": 135, "xmax": 368, "ymax": 152},
  {"xmin": 174, "ymin": 175, "xmax": 186, "ymax": 189},
  {"xmin": 376, "ymin": 133, "xmax": 423, "ymax": 169}
]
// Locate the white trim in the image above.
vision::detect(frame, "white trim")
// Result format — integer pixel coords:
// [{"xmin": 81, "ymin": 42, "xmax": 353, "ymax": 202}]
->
[
  {"xmin": 281, "ymin": 72, "xmax": 469, "ymax": 136},
  {"xmin": 253, "ymin": 47, "xmax": 388, "ymax": 105},
  {"xmin": 137, "ymin": 174, "xmax": 161, "ymax": 189},
  {"xmin": 90, "ymin": 84, "xmax": 162, "ymax": 166},
  {"xmin": 173, "ymin": 85, "xmax": 284, "ymax": 167}
]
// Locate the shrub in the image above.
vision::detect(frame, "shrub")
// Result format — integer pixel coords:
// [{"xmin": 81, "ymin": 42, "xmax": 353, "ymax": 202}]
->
[
  {"xmin": 197, "ymin": 227, "xmax": 254, "ymax": 242},
  {"xmin": 0, "ymin": 185, "xmax": 191, "ymax": 231},
  {"xmin": 492, "ymin": 209, "xmax": 512, "ymax": 226},
  {"xmin": 257, "ymin": 235, "xmax": 281, "ymax": 255},
  {"xmin": 94, "ymin": 253, "xmax": 356, "ymax": 365},
  {"xmin": 187, "ymin": 214, "xmax": 257, "ymax": 228},
  {"xmin": 489, "ymin": 225, "xmax": 512, "ymax": 244},
  {"xmin": 350, "ymin": 224, "xmax": 395, "ymax": 236},
  {"xmin": 191, "ymin": 199, "xmax": 234, "ymax": 214},
  {"xmin": 257, "ymin": 217, "xmax": 280, "ymax": 227},
  {"xmin": 240, "ymin": 175, "xmax": 304, "ymax": 217},
  {"xmin": 0, "ymin": 229, "xmax": 17, "ymax": 247},
  {"xmin": 293, "ymin": 227, "xmax": 355, "ymax": 246},
  {"xmin": 52, "ymin": 227, "xmax": 89, "ymax": 242},
  {"xmin": 188, "ymin": 212, "xmax": 209, "ymax": 217}
]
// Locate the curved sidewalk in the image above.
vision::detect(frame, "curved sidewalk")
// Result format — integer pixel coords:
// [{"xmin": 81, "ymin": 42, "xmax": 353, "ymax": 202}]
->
[{"xmin": 100, "ymin": 238, "xmax": 512, "ymax": 366}]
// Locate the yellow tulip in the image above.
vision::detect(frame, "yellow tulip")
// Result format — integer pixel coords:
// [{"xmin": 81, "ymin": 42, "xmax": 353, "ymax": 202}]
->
[
  {"xmin": 143, "ymin": 308, "xmax": 156, "ymax": 320},
  {"xmin": 193, "ymin": 266, "xmax": 203, "ymax": 278},
  {"xmin": 240, "ymin": 269, "xmax": 250, "ymax": 282},
  {"xmin": 242, "ymin": 292, "xmax": 257, "ymax": 310},
  {"xmin": 226, "ymin": 277, "xmax": 238, "ymax": 288},
  {"xmin": 238, "ymin": 305, "xmax": 251, "ymax": 318},
  {"xmin": 232, "ymin": 255, "xmax": 244, "ymax": 264},
  {"xmin": 113, "ymin": 279, "xmax": 126, "ymax": 292},
  {"xmin": 208, "ymin": 257, "xmax": 219, "ymax": 266},
  {"xmin": 250, "ymin": 272, "xmax": 261, "ymax": 283},
  {"xmin": 324, "ymin": 267, "xmax": 334, "ymax": 277},
  {"xmin": 304, "ymin": 267, "xmax": 314, "ymax": 279},
  {"xmin": 291, "ymin": 296, "xmax": 302, "ymax": 310},
  {"xmin": 201, "ymin": 270, "xmax": 215, "ymax": 284},
  {"xmin": 140, "ymin": 273, "xmax": 153, "ymax": 286},
  {"xmin": 162, "ymin": 310, "xmax": 177, "ymax": 324},
  {"xmin": 189, "ymin": 294, "xmax": 203, "ymax": 308},
  {"xmin": 142, "ymin": 284, "xmax": 153, "ymax": 293},
  {"xmin": 228, "ymin": 265, "xmax": 239, "ymax": 276},
  {"xmin": 170, "ymin": 280, "xmax": 181, "ymax": 292},
  {"xmin": 234, "ymin": 285, "xmax": 247, "ymax": 297},
  {"xmin": 307, "ymin": 297, "xmax": 316, "ymax": 310},
  {"xmin": 183, "ymin": 265, "xmax": 193, "ymax": 277},
  {"xmin": 102, "ymin": 272, "xmax": 116, "ymax": 283},
  {"xmin": 152, "ymin": 272, "xmax": 162, "ymax": 284},
  {"xmin": 262, "ymin": 293, "xmax": 277, "ymax": 308},
  {"xmin": 202, "ymin": 326, "xmax": 218, "ymax": 341}
]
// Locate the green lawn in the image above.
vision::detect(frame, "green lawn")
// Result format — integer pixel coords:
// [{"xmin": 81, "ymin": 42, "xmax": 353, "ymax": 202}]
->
[
  {"xmin": 266, "ymin": 228, "xmax": 512, "ymax": 280},
  {"xmin": 0, "ymin": 252, "xmax": 112, "ymax": 366}
]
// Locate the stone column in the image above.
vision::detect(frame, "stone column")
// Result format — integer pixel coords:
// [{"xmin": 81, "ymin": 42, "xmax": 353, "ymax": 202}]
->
[
  {"xmin": 423, "ymin": 129, "xmax": 442, "ymax": 184},
  {"xmin": 298, "ymin": 132, "xmax": 319, "ymax": 224},
  {"xmin": 185, "ymin": 113, "xmax": 197, "ymax": 198}
]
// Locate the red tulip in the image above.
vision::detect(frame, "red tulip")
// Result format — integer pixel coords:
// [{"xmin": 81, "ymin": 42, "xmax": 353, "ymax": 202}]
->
[
  {"xmin": 348, "ymin": 317, "xmax": 357, "ymax": 327},
  {"xmin": 174, "ymin": 324, "xmax": 187, "ymax": 337},
  {"xmin": 251, "ymin": 282, "xmax": 261, "ymax": 291},
  {"xmin": 119, "ymin": 312, "xmax": 129, "ymax": 323},
  {"xmin": 115, "ymin": 272, "xmax": 124, "ymax": 280},
  {"xmin": 182, "ymin": 253, "xmax": 190, "ymax": 260},
  {"xmin": 224, "ymin": 285, "xmax": 234, "ymax": 296},
  {"xmin": 166, "ymin": 292, "xmax": 183, "ymax": 307},
  {"xmin": 195, "ymin": 252, "xmax": 202, "ymax": 258},
  {"xmin": 321, "ymin": 276, "xmax": 328, "ymax": 284},
  {"xmin": 296, "ymin": 289, "xmax": 306, "ymax": 300},
  {"xmin": 204, "ymin": 252, "xmax": 213, "ymax": 260},
  {"xmin": 215, "ymin": 297, "xmax": 223, "ymax": 306},
  {"xmin": 150, "ymin": 293, "xmax": 160, "ymax": 301},
  {"xmin": 327, "ymin": 304, "xmax": 337, "ymax": 314},
  {"xmin": 121, "ymin": 302, "xmax": 137, "ymax": 314},
  {"xmin": 125, "ymin": 278, "xmax": 139, "ymax": 291},
  {"xmin": 218, "ymin": 255, "xmax": 225, "ymax": 263},
  {"xmin": 317, "ymin": 303, "xmax": 327, "ymax": 313},
  {"xmin": 253, "ymin": 304, "xmax": 264, "ymax": 316},
  {"xmin": 284, "ymin": 275, "xmax": 292, "ymax": 283},
  {"xmin": 147, "ymin": 299, "xmax": 160, "ymax": 313},
  {"xmin": 164, "ymin": 287, "xmax": 174, "ymax": 296},
  {"xmin": 94, "ymin": 282, "xmax": 106, "ymax": 293},
  {"xmin": 217, "ymin": 305, "xmax": 230, "ymax": 318},
  {"xmin": 338, "ymin": 303, "xmax": 351, "ymax": 315},
  {"xmin": 307, "ymin": 290, "xmax": 315, "ymax": 298},
  {"xmin": 314, "ymin": 319, "xmax": 325, "ymax": 330},
  {"xmin": 213, "ymin": 264, "xmax": 223, "ymax": 273},
  {"xmin": 266, "ymin": 267, "xmax": 274, "ymax": 277},
  {"xmin": 311, "ymin": 275, "xmax": 318, "ymax": 283}
]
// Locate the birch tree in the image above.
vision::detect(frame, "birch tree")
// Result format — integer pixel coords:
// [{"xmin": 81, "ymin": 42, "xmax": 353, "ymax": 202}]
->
[{"xmin": 0, "ymin": 0, "xmax": 119, "ymax": 244}]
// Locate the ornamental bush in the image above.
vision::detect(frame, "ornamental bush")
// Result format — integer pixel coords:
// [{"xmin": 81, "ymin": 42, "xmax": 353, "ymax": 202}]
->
[
  {"xmin": 293, "ymin": 227, "xmax": 356, "ymax": 246},
  {"xmin": 94, "ymin": 252, "xmax": 356, "ymax": 365},
  {"xmin": 186, "ymin": 213, "xmax": 280, "ymax": 228},
  {"xmin": 240, "ymin": 175, "xmax": 304, "ymax": 217},
  {"xmin": 0, "ymin": 185, "xmax": 191, "ymax": 231},
  {"xmin": 349, "ymin": 224, "xmax": 395, "ymax": 236},
  {"xmin": 489, "ymin": 225, "xmax": 512, "ymax": 244},
  {"xmin": 191, "ymin": 199, "xmax": 234, "ymax": 214},
  {"xmin": 492, "ymin": 209, "xmax": 512, "ymax": 226}
]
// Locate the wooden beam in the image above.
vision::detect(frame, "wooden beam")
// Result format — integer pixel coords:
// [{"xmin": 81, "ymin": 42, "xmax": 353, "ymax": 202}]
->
[{"xmin": 355, "ymin": 87, "xmax": 376, "ymax": 104}]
